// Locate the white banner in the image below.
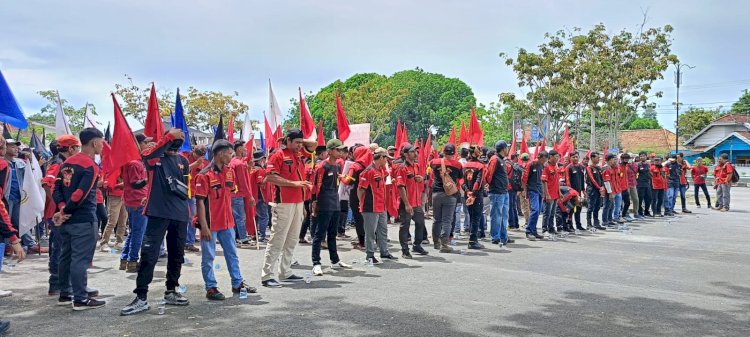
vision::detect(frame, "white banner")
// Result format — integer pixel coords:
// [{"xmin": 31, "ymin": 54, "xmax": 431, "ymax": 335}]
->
[
  {"xmin": 343, "ymin": 123, "xmax": 370, "ymax": 147},
  {"xmin": 19, "ymin": 155, "xmax": 45, "ymax": 236}
]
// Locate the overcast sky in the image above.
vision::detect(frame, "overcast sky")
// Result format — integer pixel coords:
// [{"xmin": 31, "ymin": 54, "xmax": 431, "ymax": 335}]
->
[{"xmin": 2, "ymin": 0, "xmax": 748, "ymax": 134}]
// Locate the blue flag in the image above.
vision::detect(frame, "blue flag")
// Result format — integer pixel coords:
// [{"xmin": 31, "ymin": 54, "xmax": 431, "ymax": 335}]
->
[
  {"xmin": 0, "ymin": 69, "xmax": 28, "ymax": 129},
  {"xmin": 259, "ymin": 131, "xmax": 266, "ymax": 153},
  {"xmin": 173, "ymin": 89, "xmax": 191, "ymax": 153}
]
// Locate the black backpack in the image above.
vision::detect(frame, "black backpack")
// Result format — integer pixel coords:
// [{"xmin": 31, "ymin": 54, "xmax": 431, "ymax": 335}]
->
[
  {"xmin": 510, "ymin": 163, "xmax": 524, "ymax": 192},
  {"xmin": 730, "ymin": 164, "xmax": 740, "ymax": 183}
]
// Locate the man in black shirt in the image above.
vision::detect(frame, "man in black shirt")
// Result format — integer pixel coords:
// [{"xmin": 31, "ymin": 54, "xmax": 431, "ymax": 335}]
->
[
  {"xmin": 635, "ymin": 151, "xmax": 653, "ymax": 217},
  {"xmin": 521, "ymin": 151, "xmax": 547, "ymax": 240},
  {"xmin": 52, "ymin": 128, "xmax": 106, "ymax": 310},
  {"xmin": 585, "ymin": 152, "xmax": 607, "ymax": 230},
  {"xmin": 565, "ymin": 152, "xmax": 586, "ymax": 230},
  {"xmin": 122, "ymin": 128, "xmax": 190, "ymax": 316}
]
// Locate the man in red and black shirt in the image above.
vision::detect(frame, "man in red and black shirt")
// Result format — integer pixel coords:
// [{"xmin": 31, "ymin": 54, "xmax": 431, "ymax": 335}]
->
[
  {"xmin": 260, "ymin": 129, "xmax": 313, "ymax": 288},
  {"xmin": 565, "ymin": 152, "xmax": 586, "ymax": 230},
  {"xmin": 195, "ymin": 140, "xmax": 255, "ymax": 301},
  {"xmin": 601, "ymin": 153, "xmax": 620, "ymax": 226},
  {"xmin": 51, "ymin": 128, "xmax": 106, "ymax": 311},
  {"xmin": 395, "ymin": 143, "xmax": 429, "ymax": 259},
  {"xmin": 429, "ymin": 144, "xmax": 464, "ymax": 251},
  {"xmin": 119, "ymin": 134, "xmax": 151, "ymax": 272},
  {"xmin": 185, "ymin": 145, "xmax": 208, "ymax": 251},
  {"xmin": 691, "ymin": 158, "xmax": 711, "ymax": 208},
  {"xmin": 248, "ymin": 150, "xmax": 271, "ymax": 242},
  {"xmin": 358, "ymin": 147, "xmax": 396, "ymax": 263},
  {"xmin": 585, "ymin": 152, "xmax": 606, "ymax": 230},
  {"xmin": 342, "ymin": 145, "xmax": 372, "ymax": 249},
  {"xmin": 541, "ymin": 150, "xmax": 562, "ymax": 234},
  {"xmin": 714, "ymin": 153, "xmax": 733, "ymax": 211},
  {"xmin": 230, "ymin": 141, "xmax": 254, "ymax": 247},
  {"xmin": 650, "ymin": 157, "xmax": 668, "ymax": 216},
  {"xmin": 463, "ymin": 146, "xmax": 487, "ymax": 249}
]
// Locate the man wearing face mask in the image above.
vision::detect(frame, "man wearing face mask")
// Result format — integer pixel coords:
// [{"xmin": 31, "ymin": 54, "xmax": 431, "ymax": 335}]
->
[{"xmin": 121, "ymin": 128, "xmax": 190, "ymax": 316}]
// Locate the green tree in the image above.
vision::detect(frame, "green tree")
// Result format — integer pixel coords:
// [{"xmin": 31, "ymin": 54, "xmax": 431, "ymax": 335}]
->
[
  {"xmin": 27, "ymin": 90, "xmax": 98, "ymax": 133},
  {"xmin": 730, "ymin": 90, "xmax": 750, "ymax": 114},
  {"xmin": 677, "ymin": 107, "xmax": 722, "ymax": 141},
  {"xmin": 113, "ymin": 75, "xmax": 174, "ymax": 126}
]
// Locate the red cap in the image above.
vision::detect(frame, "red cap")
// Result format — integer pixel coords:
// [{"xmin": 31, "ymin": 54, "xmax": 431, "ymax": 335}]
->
[{"xmin": 57, "ymin": 134, "xmax": 81, "ymax": 147}]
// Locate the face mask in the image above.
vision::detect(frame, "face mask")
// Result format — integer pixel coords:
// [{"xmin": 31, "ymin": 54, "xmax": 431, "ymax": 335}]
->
[{"xmin": 168, "ymin": 139, "xmax": 184, "ymax": 151}]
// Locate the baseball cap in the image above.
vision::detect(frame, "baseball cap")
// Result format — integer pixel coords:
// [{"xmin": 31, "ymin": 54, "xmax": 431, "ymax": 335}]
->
[
  {"xmin": 57, "ymin": 134, "xmax": 81, "ymax": 148},
  {"xmin": 326, "ymin": 139, "xmax": 347, "ymax": 151},
  {"xmin": 401, "ymin": 143, "xmax": 419, "ymax": 154},
  {"xmin": 443, "ymin": 143, "xmax": 456, "ymax": 155},
  {"xmin": 494, "ymin": 140, "xmax": 508, "ymax": 152},
  {"xmin": 4, "ymin": 139, "xmax": 21, "ymax": 146},
  {"xmin": 285, "ymin": 128, "xmax": 304, "ymax": 140},
  {"xmin": 373, "ymin": 147, "xmax": 393, "ymax": 159},
  {"xmin": 520, "ymin": 153, "xmax": 530, "ymax": 161}
]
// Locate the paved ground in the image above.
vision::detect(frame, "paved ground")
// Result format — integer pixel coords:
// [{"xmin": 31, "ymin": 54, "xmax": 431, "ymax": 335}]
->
[{"xmin": 2, "ymin": 188, "xmax": 749, "ymax": 337}]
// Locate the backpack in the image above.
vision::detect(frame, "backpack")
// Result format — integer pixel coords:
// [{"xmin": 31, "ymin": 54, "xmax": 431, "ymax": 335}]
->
[
  {"xmin": 510, "ymin": 163, "xmax": 524, "ymax": 192},
  {"xmin": 730, "ymin": 164, "xmax": 740, "ymax": 183}
]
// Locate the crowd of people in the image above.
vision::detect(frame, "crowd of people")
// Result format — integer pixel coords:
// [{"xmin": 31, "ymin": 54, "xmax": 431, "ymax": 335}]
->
[{"xmin": 0, "ymin": 126, "xmax": 739, "ymax": 325}]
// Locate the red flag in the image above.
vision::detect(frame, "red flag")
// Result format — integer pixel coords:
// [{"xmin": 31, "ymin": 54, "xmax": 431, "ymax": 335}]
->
[
  {"xmin": 335, "ymin": 94, "xmax": 351, "ymax": 141},
  {"xmin": 299, "ymin": 88, "xmax": 316, "ymax": 138},
  {"xmin": 108, "ymin": 94, "xmax": 141, "ymax": 187},
  {"xmin": 275, "ymin": 125, "xmax": 282, "ymax": 141},
  {"xmin": 401, "ymin": 124, "xmax": 409, "ymax": 147},
  {"xmin": 458, "ymin": 121, "xmax": 468, "ymax": 144},
  {"xmin": 532, "ymin": 137, "xmax": 545, "ymax": 161},
  {"xmin": 227, "ymin": 117, "xmax": 235, "ymax": 143},
  {"xmin": 246, "ymin": 131, "xmax": 255, "ymax": 159},
  {"xmin": 584, "ymin": 149, "xmax": 591, "ymax": 159},
  {"xmin": 101, "ymin": 141, "xmax": 112, "ymax": 173},
  {"xmin": 144, "ymin": 83, "xmax": 164, "ymax": 142},
  {"xmin": 395, "ymin": 119, "xmax": 402, "ymax": 152},
  {"xmin": 264, "ymin": 113, "xmax": 274, "ymax": 153},
  {"xmin": 448, "ymin": 126, "xmax": 456, "ymax": 145},
  {"xmin": 317, "ymin": 120, "xmax": 325, "ymax": 146},
  {"xmin": 520, "ymin": 134, "xmax": 530, "ymax": 155},
  {"xmin": 420, "ymin": 133, "xmax": 431, "ymax": 175},
  {"xmin": 509, "ymin": 135, "xmax": 516, "ymax": 157},
  {"xmin": 601, "ymin": 139, "xmax": 609, "ymax": 165},
  {"xmin": 468, "ymin": 106, "xmax": 484, "ymax": 146},
  {"xmin": 558, "ymin": 125, "xmax": 570, "ymax": 157}
]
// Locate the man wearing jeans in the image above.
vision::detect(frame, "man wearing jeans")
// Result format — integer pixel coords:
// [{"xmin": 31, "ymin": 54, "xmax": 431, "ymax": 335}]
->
[
  {"xmin": 429, "ymin": 144, "xmax": 464, "ymax": 252},
  {"xmin": 185, "ymin": 145, "xmax": 208, "ymax": 252},
  {"xmin": 119, "ymin": 134, "xmax": 151, "ymax": 273},
  {"xmin": 664, "ymin": 155, "xmax": 681, "ymax": 217},
  {"xmin": 486, "ymin": 141, "xmax": 512, "ymax": 246},
  {"xmin": 541, "ymin": 150, "xmax": 561, "ymax": 234},
  {"xmin": 51, "ymin": 128, "xmax": 106, "ymax": 310},
  {"xmin": 635, "ymin": 152, "xmax": 653, "ymax": 217},
  {"xmin": 359, "ymin": 147, "xmax": 397, "ymax": 262},
  {"xmin": 260, "ymin": 129, "xmax": 312, "ymax": 288},
  {"xmin": 4, "ymin": 138, "xmax": 40, "ymax": 252},
  {"xmin": 522, "ymin": 151, "xmax": 547, "ymax": 240},
  {"xmin": 230, "ymin": 140, "xmax": 253, "ymax": 247},
  {"xmin": 601, "ymin": 154, "xmax": 618, "ymax": 227},
  {"xmin": 195, "ymin": 140, "xmax": 255, "ymax": 300},
  {"xmin": 691, "ymin": 159, "xmax": 711, "ymax": 208},
  {"xmin": 249, "ymin": 150, "xmax": 270, "ymax": 242}
]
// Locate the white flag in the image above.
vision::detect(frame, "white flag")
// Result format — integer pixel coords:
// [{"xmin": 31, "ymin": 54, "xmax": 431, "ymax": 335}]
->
[
  {"xmin": 19, "ymin": 155, "xmax": 45, "ymax": 236},
  {"xmin": 83, "ymin": 103, "xmax": 97, "ymax": 129},
  {"xmin": 55, "ymin": 91, "xmax": 72, "ymax": 137},
  {"xmin": 268, "ymin": 79, "xmax": 283, "ymax": 132},
  {"xmin": 241, "ymin": 112, "xmax": 252, "ymax": 142}
]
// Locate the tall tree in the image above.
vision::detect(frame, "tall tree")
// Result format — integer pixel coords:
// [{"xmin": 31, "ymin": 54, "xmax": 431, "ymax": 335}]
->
[
  {"xmin": 28, "ymin": 90, "xmax": 97, "ymax": 133},
  {"xmin": 730, "ymin": 90, "xmax": 750, "ymax": 114},
  {"xmin": 677, "ymin": 107, "xmax": 723, "ymax": 141}
]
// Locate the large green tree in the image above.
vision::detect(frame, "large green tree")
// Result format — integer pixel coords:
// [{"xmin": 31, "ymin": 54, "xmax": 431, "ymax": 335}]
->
[
  {"xmin": 730, "ymin": 90, "xmax": 750, "ymax": 114},
  {"xmin": 678, "ymin": 107, "xmax": 724, "ymax": 141}
]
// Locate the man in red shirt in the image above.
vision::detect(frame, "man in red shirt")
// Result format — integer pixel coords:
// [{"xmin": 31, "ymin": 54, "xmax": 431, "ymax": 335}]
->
[
  {"xmin": 99, "ymin": 170, "xmax": 127, "ymax": 252},
  {"xmin": 185, "ymin": 145, "xmax": 208, "ymax": 252},
  {"xmin": 358, "ymin": 147, "xmax": 396, "ymax": 263},
  {"xmin": 230, "ymin": 141, "xmax": 254, "ymax": 248},
  {"xmin": 248, "ymin": 150, "xmax": 271, "ymax": 243},
  {"xmin": 714, "ymin": 153, "xmax": 733, "ymax": 211},
  {"xmin": 691, "ymin": 158, "xmax": 711, "ymax": 209},
  {"xmin": 261, "ymin": 129, "xmax": 312, "ymax": 288},
  {"xmin": 119, "ymin": 134, "xmax": 152, "ymax": 272},
  {"xmin": 650, "ymin": 157, "xmax": 668, "ymax": 216},
  {"xmin": 396, "ymin": 143, "xmax": 429, "ymax": 258},
  {"xmin": 541, "ymin": 150, "xmax": 562, "ymax": 234},
  {"xmin": 601, "ymin": 153, "xmax": 619, "ymax": 226}
]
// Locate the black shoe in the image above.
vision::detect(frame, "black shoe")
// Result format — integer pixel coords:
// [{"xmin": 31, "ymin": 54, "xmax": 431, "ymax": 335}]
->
[
  {"xmin": 57, "ymin": 294, "xmax": 73, "ymax": 306},
  {"xmin": 120, "ymin": 296, "xmax": 150, "ymax": 316},
  {"xmin": 164, "ymin": 290, "xmax": 189, "ymax": 306},
  {"xmin": 682, "ymin": 209, "xmax": 692, "ymax": 214},
  {"xmin": 565, "ymin": 228, "xmax": 575, "ymax": 233},
  {"xmin": 412, "ymin": 246, "xmax": 429, "ymax": 255},
  {"xmin": 402, "ymin": 250, "xmax": 413, "ymax": 259},
  {"xmin": 575, "ymin": 226, "xmax": 585, "ymax": 231},
  {"xmin": 656, "ymin": 214, "xmax": 664, "ymax": 218},
  {"xmin": 548, "ymin": 229, "xmax": 559, "ymax": 235},
  {"xmin": 491, "ymin": 240, "xmax": 500, "ymax": 244},
  {"xmin": 616, "ymin": 219, "xmax": 626, "ymax": 224},
  {"xmin": 0, "ymin": 320, "xmax": 9, "ymax": 335},
  {"xmin": 526, "ymin": 234, "xmax": 536, "ymax": 241},
  {"xmin": 534, "ymin": 234, "xmax": 544, "ymax": 239},
  {"xmin": 504, "ymin": 239, "xmax": 516, "ymax": 244},
  {"xmin": 262, "ymin": 279, "xmax": 283, "ymax": 288},
  {"xmin": 86, "ymin": 287, "xmax": 99, "ymax": 298},
  {"xmin": 282, "ymin": 275, "xmax": 304, "ymax": 281},
  {"xmin": 73, "ymin": 298, "xmax": 106, "ymax": 311},
  {"xmin": 594, "ymin": 225, "xmax": 607, "ymax": 230},
  {"xmin": 645, "ymin": 213, "xmax": 654, "ymax": 218},
  {"xmin": 380, "ymin": 254, "xmax": 399, "ymax": 260},
  {"xmin": 468, "ymin": 242, "xmax": 484, "ymax": 249}
]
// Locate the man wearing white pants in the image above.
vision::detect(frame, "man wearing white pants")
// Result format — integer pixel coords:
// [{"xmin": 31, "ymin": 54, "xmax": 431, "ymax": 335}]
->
[{"xmin": 260, "ymin": 129, "xmax": 312, "ymax": 288}]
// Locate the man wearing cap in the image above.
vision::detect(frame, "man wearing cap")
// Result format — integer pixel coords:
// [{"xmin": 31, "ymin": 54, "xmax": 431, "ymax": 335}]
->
[
  {"xmin": 119, "ymin": 134, "xmax": 151, "ymax": 272},
  {"xmin": 429, "ymin": 144, "xmax": 464, "ymax": 252},
  {"xmin": 52, "ymin": 128, "xmax": 106, "ymax": 310},
  {"xmin": 260, "ymin": 129, "xmax": 313, "ymax": 288},
  {"xmin": 358, "ymin": 147, "xmax": 397, "ymax": 263},
  {"xmin": 248, "ymin": 150, "xmax": 271, "ymax": 243},
  {"xmin": 521, "ymin": 151, "xmax": 547, "ymax": 240},
  {"xmin": 185, "ymin": 145, "xmax": 208, "ymax": 252},
  {"xmin": 4, "ymin": 138, "xmax": 40, "ymax": 252},
  {"xmin": 230, "ymin": 140, "xmax": 253, "ymax": 248},
  {"xmin": 194, "ymin": 140, "xmax": 256, "ymax": 300},
  {"xmin": 310, "ymin": 139, "xmax": 352, "ymax": 275},
  {"xmin": 342, "ymin": 145, "xmax": 372, "ymax": 250},
  {"xmin": 395, "ymin": 143, "xmax": 429, "ymax": 258},
  {"xmin": 664, "ymin": 155, "xmax": 681, "ymax": 217},
  {"xmin": 486, "ymin": 140, "xmax": 514, "ymax": 246},
  {"xmin": 121, "ymin": 128, "xmax": 190, "ymax": 315},
  {"xmin": 462, "ymin": 145, "xmax": 487, "ymax": 249}
]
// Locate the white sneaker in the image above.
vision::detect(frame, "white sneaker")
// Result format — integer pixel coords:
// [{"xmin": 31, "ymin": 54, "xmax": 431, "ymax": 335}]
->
[
  {"xmin": 312, "ymin": 265, "xmax": 323, "ymax": 276},
  {"xmin": 100, "ymin": 244, "xmax": 111, "ymax": 252},
  {"xmin": 114, "ymin": 242, "xmax": 123, "ymax": 250},
  {"xmin": 0, "ymin": 290, "xmax": 12, "ymax": 298},
  {"xmin": 332, "ymin": 261, "xmax": 352, "ymax": 269}
]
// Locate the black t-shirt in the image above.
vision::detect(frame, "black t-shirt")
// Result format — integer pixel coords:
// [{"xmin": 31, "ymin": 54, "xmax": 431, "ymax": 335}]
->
[
  {"xmin": 143, "ymin": 137, "xmax": 190, "ymax": 223},
  {"xmin": 636, "ymin": 162, "xmax": 652, "ymax": 188},
  {"xmin": 567, "ymin": 164, "xmax": 585, "ymax": 192},
  {"xmin": 313, "ymin": 161, "xmax": 340, "ymax": 212},
  {"xmin": 524, "ymin": 162, "xmax": 544, "ymax": 193}
]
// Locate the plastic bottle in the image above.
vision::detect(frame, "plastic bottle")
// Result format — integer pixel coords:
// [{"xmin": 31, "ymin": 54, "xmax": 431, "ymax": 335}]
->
[
  {"xmin": 157, "ymin": 300, "xmax": 166, "ymax": 315},
  {"xmin": 214, "ymin": 263, "xmax": 221, "ymax": 271},
  {"xmin": 367, "ymin": 258, "xmax": 374, "ymax": 267},
  {"xmin": 177, "ymin": 285, "xmax": 187, "ymax": 294},
  {"xmin": 304, "ymin": 271, "xmax": 312, "ymax": 284},
  {"xmin": 239, "ymin": 288, "xmax": 248, "ymax": 299}
]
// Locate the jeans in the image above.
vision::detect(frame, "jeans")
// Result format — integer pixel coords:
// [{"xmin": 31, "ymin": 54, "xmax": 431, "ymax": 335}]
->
[
  {"xmin": 467, "ymin": 197, "xmax": 484, "ymax": 243},
  {"xmin": 666, "ymin": 185, "xmax": 679, "ymax": 213},
  {"xmin": 586, "ymin": 188, "xmax": 602, "ymax": 227},
  {"xmin": 255, "ymin": 201, "xmax": 269, "ymax": 241},
  {"xmin": 652, "ymin": 189, "xmax": 665, "ymax": 215},
  {"xmin": 58, "ymin": 222, "xmax": 97, "ymax": 302},
  {"xmin": 231, "ymin": 197, "xmax": 249, "ymax": 242},
  {"xmin": 716, "ymin": 184, "xmax": 731, "ymax": 209},
  {"xmin": 362, "ymin": 212, "xmax": 388, "ymax": 257},
  {"xmin": 121, "ymin": 206, "xmax": 148, "ymax": 263},
  {"xmin": 637, "ymin": 186, "xmax": 652, "ymax": 216},
  {"xmin": 508, "ymin": 191, "xmax": 519, "ymax": 228},
  {"xmin": 602, "ymin": 193, "xmax": 614, "ymax": 224},
  {"xmin": 679, "ymin": 184, "xmax": 688, "ymax": 210},
  {"xmin": 542, "ymin": 200, "xmax": 557, "ymax": 232},
  {"xmin": 432, "ymin": 192, "xmax": 458, "ymax": 240},
  {"xmin": 201, "ymin": 227, "xmax": 244, "ymax": 290},
  {"xmin": 489, "ymin": 193, "xmax": 509, "ymax": 243},
  {"xmin": 612, "ymin": 193, "xmax": 623, "ymax": 221},
  {"xmin": 526, "ymin": 191, "xmax": 543, "ymax": 235},
  {"xmin": 398, "ymin": 204, "xmax": 425, "ymax": 251},
  {"xmin": 186, "ymin": 198, "xmax": 196, "ymax": 246},
  {"xmin": 134, "ymin": 217, "xmax": 187, "ymax": 297},
  {"xmin": 694, "ymin": 183, "xmax": 711, "ymax": 207},
  {"xmin": 312, "ymin": 210, "xmax": 340, "ymax": 266}
]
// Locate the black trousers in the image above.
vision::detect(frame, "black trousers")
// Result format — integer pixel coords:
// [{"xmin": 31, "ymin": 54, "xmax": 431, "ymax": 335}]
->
[
  {"xmin": 300, "ymin": 200, "xmax": 314, "ymax": 240},
  {"xmin": 694, "ymin": 183, "xmax": 711, "ymax": 207},
  {"xmin": 637, "ymin": 186, "xmax": 652, "ymax": 216},
  {"xmin": 349, "ymin": 194, "xmax": 366, "ymax": 245},
  {"xmin": 398, "ymin": 204, "xmax": 426, "ymax": 250},
  {"xmin": 586, "ymin": 189, "xmax": 602, "ymax": 226},
  {"xmin": 338, "ymin": 200, "xmax": 349, "ymax": 234},
  {"xmin": 651, "ymin": 189, "xmax": 665, "ymax": 215},
  {"xmin": 467, "ymin": 198, "xmax": 483, "ymax": 242},
  {"xmin": 134, "ymin": 217, "xmax": 186, "ymax": 297},
  {"xmin": 58, "ymin": 222, "xmax": 97, "ymax": 302},
  {"xmin": 621, "ymin": 189, "xmax": 631, "ymax": 218},
  {"xmin": 97, "ymin": 203, "xmax": 107, "ymax": 234},
  {"xmin": 312, "ymin": 210, "xmax": 340, "ymax": 266}
]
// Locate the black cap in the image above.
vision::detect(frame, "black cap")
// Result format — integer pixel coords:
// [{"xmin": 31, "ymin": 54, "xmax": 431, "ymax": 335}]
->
[
  {"xmin": 495, "ymin": 140, "xmax": 508, "ymax": 152},
  {"xmin": 443, "ymin": 143, "xmax": 456, "ymax": 155},
  {"xmin": 212, "ymin": 139, "xmax": 232, "ymax": 155},
  {"xmin": 401, "ymin": 143, "xmax": 418, "ymax": 154},
  {"xmin": 286, "ymin": 128, "xmax": 304, "ymax": 140},
  {"xmin": 252, "ymin": 150, "xmax": 266, "ymax": 161}
]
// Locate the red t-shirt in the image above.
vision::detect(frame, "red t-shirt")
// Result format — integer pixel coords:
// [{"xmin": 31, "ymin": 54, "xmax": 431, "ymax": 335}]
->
[
  {"xmin": 266, "ymin": 148, "xmax": 306, "ymax": 203},
  {"xmin": 691, "ymin": 166, "xmax": 708, "ymax": 185},
  {"xmin": 395, "ymin": 161, "xmax": 421, "ymax": 208},
  {"xmin": 617, "ymin": 164, "xmax": 629, "ymax": 191},
  {"xmin": 650, "ymin": 165, "xmax": 667, "ymax": 190},
  {"xmin": 541, "ymin": 163, "xmax": 560, "ymax": 200},
  {"xmin": 679, "ymin": 162, "xmax": 689, "ymax": 185},
  {"xmin": 602, "ymin": 166, "xmax": 619, "ymax": 193},
  {"xmin": 186, "ymin": 154, "xmax": 209, "ymax": 198},
  {"xmin": 359, "ymin": 165, "xmax": 387, "ymax": 213},
  {"xmin": 122, "ymin": 159, "xmax": 148, "ymax": 208},
  {"xmin": 194, "ymin": 164, "xmax": 235, "ymax": 232},
  {"xmin": 230, "ymin": 157, "xmax": 251, "ymax": 198},
  {"xmin": 715, "ymin": 163, "xmax": 734, "ymax": 185}
]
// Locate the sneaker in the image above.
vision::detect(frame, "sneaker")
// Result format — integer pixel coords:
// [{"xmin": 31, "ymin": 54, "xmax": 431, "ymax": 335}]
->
[
  {"xmin": 468, "ymin": 242, "xmax": 484, "ymax": 249},
  {"xmin": 58, "ymin": 294, "xmax": 73, "ymax": 306},
  {"xmin": 682, "ymin": 209, "xmax": 692, "ymax": 214},
  {"xmin": 332, "ymin": 261, "xmax": 352, "ymax": 269},
  {"xmin": 119, "ymin": 259, "xmax": 127, "ymax": 271},
  {"xmin": 86, "ymin": 287, "xmax": 100, "ymax": 298},
  {"xmin": 114, "ymin": 242, "xmax": 123, "ymax": 250},
  {"xmin": 0, "ymin": 290, "xmax": 11, "ymax": 298},
  {"xmin": 312, "ymin": 264, "xmax": 323, "ymax": 276},
  {"xmin": 73, "ymin": 298, "xmax": 106, "ymax": 311},
  {"xmin": 594, "ymin": 225, "xmax": 607, "ymax": 230},
  {"xmin": 185, "ymin": 245, "xmax": 200, "ymax": 252},
  {"xmin": 205, "ymin": 288, "xmax": 225, "ymax": 301},
  {"xmin": 282, "ymin": 275, "xmax": 304, "ymax": 282},
  {"xmin": 369, "ymin": 257, "xmax": 382, "ymax": 265},
  {"xmin": 120, "ymin": 296, "xmax": 149, "ymax": 316},
  {"xmin": 720, "ymin": 208, "xmax": 728, "ymax": 212},
  {"xmin": 504, "ymin": 239, "xmax": 516, "ymax": 244},
  {"xmin": 261, "ymin": 279, "xmax": 283, "ymax": 288},
  {"xmin": 126, "ymin": 261, "xmax": 139, "ymax": 273},
  {"xmin": 526, "ymin": 234, "xmax": 537, "ymax": 241},
  {"xmin": 299, "ymin": 239, "xmax": 310, "ymax": 244},
  {"xmin": 402, "ymin": 251, "xmax": 413, "ymax": 259},
  {"xmin": 380, "ymin": 254, "xmax": 398, "ymax": 260},
  {"xmin": 491, "ymin": 240, "xmax": 500, "ymax": 244},
  {"xmin": 0, "ymin": 320, "xmax": 9, "ymax": 335},
  {"xmin": 99, "ymin": 243, "xmax": 111, "ymax": 252},
  {"xmin": 164, "ymin": 290, "xmax": 189, "ymax": 306},
  {"xmin": 696, "ymin": 205, "xmax": 701, "ymax": 208},
  {"xmin": 411, "ymin": 246, "xmax": 429, "ymax": 255},
  {"xmin": 337, "ymin": 233, "xmax": 351, "ymax": 239},
  {"xmin": 28, "ymin": 246, "xmax": 48, "ymax": 254},
  {"xmin": 534, "ymin": 234, "xmax": 544, "ymax": 239}
]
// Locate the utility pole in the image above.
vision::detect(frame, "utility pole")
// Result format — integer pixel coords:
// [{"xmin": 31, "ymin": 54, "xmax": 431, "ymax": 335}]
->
[{"xmin": 674, "ymin": 62, "xmax": 695, "ymax": 153}]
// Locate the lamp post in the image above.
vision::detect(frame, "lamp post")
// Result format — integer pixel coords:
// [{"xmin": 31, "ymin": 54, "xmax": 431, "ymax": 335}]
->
[{"xmin": 674, "ymin": 62, "xmax": 695, "ymax": 153}]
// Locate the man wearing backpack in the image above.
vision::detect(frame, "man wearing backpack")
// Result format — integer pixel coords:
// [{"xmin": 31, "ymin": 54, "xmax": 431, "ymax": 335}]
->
[{"xmin": 714, "ymin": 153, "xmax": 734, "ymax": 212}]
